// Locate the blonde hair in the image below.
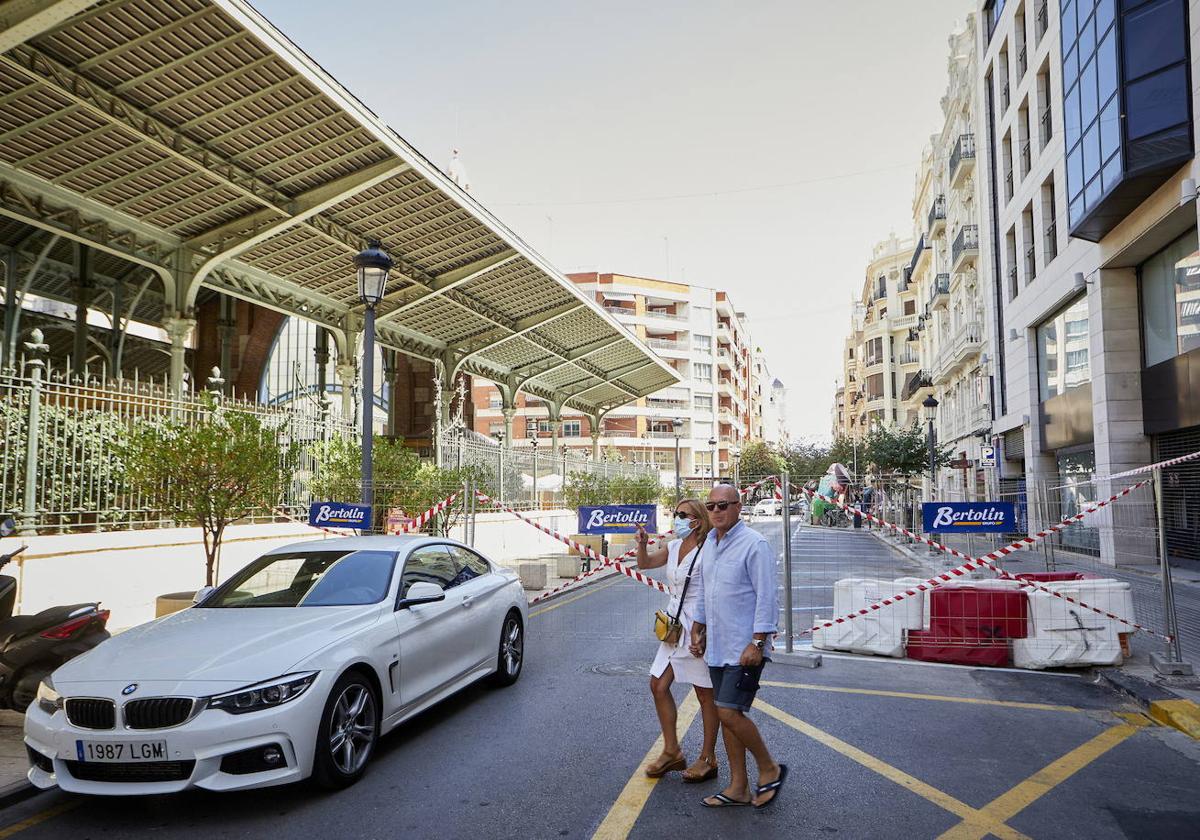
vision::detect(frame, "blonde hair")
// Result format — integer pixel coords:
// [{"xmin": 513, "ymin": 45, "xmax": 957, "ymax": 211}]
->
[{"xmin": 673, "ymin": 498, "xmax": 712, "ymax": 544}]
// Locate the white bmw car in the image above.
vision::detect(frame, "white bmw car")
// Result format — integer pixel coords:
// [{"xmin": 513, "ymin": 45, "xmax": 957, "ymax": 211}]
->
[{"xmin": 24, "ymin": 536, "xmax": 527, "ymax": 794}]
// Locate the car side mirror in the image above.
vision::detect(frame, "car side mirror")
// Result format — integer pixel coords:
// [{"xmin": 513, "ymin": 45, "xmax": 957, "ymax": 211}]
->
[
  {"xmin": 399, "ymin": 581, "xmax": 445, "ymax": 609},
  {"xmin": 0, "ymin": 517, "xmax": 15, "ymax": 538},
  {"xmin": 192, "ymin": 586, "xmax": 216, "ymax": 605}
]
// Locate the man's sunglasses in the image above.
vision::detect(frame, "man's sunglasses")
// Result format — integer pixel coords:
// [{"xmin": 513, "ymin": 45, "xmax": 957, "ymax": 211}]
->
[{"xmin": 704, "ymin": 501, "xmax": 738, "ymax": 511}]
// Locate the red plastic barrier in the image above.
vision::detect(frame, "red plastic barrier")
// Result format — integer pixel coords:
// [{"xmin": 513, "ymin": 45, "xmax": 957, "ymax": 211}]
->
[
  {"xmin": 905, "ymin": 587, "xmax": 1030, "ymax": 667},
  {"xmin": 1015, "ymin": 572, "xmax": 1084, "ymax": 582}
]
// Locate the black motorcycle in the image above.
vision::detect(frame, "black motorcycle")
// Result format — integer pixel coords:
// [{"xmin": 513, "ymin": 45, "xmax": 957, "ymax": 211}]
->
[{"xmin": 0, "ymin": 516, "xmax": 111, "ymax": 711}]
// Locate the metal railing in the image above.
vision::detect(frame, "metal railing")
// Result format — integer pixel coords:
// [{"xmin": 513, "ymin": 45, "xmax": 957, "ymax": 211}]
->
[
  {"xmin": 929, "ymin": 273, "xmax": 951, "ymax": 306},
  {"xmin": 645, "ymin": 338, "xmax": 686, "ymax": 351},
  {"xmin": 1020, "ymin": 139, "xmax": 1032, "ymax": 177},
  {"xmin": 644, "ymin": 309, "xmax": 688, "ymax": 323},
  {"xmin": 1036, "ymin": 1, "xmax": 1048, "ymax": 41},
  {"xmin": 1044, "ymin": 220, "xmax": 1058, "ymax": 263},
  {"xmin": 0, "ymin": 356, "xmax": 356, "ymax": 532},
  {"xmin": 1040, "ymin": 107, "xmax": 1053, "ymax": 147},
  {"xmin": 952, "ymin": 225, "xmax": 979, "ymax": 267},
  {"xmin": 1025, "ymin": 244, "xmax": 1037, "ymax": 282},
  {"xmin": 927, "ymin": 195, "xmax": 945, "ymax": 231},
  {"xmin": 950, "ymin": 134, "xmax": 976, "ymax": 181}
]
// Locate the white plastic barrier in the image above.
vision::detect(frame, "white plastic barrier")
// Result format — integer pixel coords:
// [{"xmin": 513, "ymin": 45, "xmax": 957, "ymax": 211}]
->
[
  {"xmin": 812, "ymin": 578, "xmax": 926, "ymax": 657},
  {"xmin": 1012, "ymin": 579, "xmax": 1133, "ymax": 669}
]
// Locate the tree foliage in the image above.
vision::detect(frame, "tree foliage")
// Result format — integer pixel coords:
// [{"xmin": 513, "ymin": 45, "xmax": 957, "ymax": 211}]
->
[
  {"xmin": 564, "ymin": 471, "xmax": 662, "ymax": 508},
  {"xmin": 124, "ymin": 395, "xmax": 294, "ymax": 587},
  {"xmin": 736, "ymin": 440, "xmax": 786, "ymax": 481},
  {"xmin": 862, "ymin": 423, "xmax": 952, "ymax": 479},
  {"xmin": 306, "ymin": 435, "xmax": 421, "ymax": 507}
]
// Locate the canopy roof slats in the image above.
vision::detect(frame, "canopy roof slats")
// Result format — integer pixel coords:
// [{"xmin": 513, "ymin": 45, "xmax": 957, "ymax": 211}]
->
[{"xmin": 0, "ymin": 0, "xmax": 679, "ymax": 414}]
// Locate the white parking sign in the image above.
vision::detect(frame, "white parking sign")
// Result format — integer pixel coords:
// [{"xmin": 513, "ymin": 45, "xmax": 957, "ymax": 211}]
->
[{"xmin": 980, "ymin": 445, "xmax": 996, "ymax": 467}]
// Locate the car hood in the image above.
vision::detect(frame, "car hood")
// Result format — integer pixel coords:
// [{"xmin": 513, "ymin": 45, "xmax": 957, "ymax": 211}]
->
[{"xmin": 53, "ymin": 605, "xmax": 381, "ymax": 687}]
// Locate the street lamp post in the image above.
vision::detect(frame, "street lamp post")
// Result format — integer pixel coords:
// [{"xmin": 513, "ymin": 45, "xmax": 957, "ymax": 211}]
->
[
  {"xmin": 732, "ymin": 446, "xmax": 742, "ymax": 489},
  {"xmin": 496, "ymin": 430, "xmax": 505, "ymax": 505},
  {"xmin": 353, "ymin": 240, "xmax": 393, "ymax": 518},
  {"xmin": 531, "ymin": 437, "xmax": 539, "ymax": 510},
  {"xmin": 672, "ymin": 418, "xmax": 683, "ymax": 505},
  {"xmin": 708, "ymin": 436, "xmax": 717, "ymax": 481},
  {"xmin": 923, "ymin": 394, "xmax": 939, "ymax": 551}
]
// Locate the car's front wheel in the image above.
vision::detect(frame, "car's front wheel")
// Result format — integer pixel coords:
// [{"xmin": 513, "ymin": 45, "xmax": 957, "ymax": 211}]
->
[
  {"xmin": 486, "ymin": 611, "xmax": 523, "ymax": 687},
  {"xmin": 313, "ymin": 672, "xmax": 379, "ymax": 789}
]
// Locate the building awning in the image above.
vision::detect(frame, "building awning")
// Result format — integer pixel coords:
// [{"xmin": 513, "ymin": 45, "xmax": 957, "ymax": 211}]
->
[
  {"xmin": 599, "ymin": 291, "xmax": 636, "ymax": 302},
  {"xmin": 0, "ymin": 0, "xmax": 679, "ymax": 415}
]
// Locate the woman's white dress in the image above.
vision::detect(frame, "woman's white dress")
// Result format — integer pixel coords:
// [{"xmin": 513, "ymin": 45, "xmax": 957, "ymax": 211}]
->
[{"xmin": 649, "ymin": 539, "xmax": 711, "ymax": 687}]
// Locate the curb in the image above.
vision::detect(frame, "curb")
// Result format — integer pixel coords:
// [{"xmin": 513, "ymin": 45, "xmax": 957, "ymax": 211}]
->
[
  {"xmin": 0, "ymin": 779, "xmax": 37, "ymax": 810},
  {"xmin": 1098, "ymin": 668, "xmax": 1200, "ymax": 740}
]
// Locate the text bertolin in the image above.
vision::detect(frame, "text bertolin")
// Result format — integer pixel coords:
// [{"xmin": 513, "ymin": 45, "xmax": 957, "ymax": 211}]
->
[
  {"xmin": 930, "ymin": 505, "xmax": 1009, "ymax": 529},
  {"xmin": 586, "ymin": 508, "xmax": 652, "ymax": 530},
  {"xmin": 313, "ymin": 503, "xmax": 368, "ymax": 525}
]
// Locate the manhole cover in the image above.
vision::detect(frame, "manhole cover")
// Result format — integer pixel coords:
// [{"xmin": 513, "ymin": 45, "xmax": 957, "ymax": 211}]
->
[{"xmin": 585, "ymin": 662, "xmax": 651, "ymax": 677}]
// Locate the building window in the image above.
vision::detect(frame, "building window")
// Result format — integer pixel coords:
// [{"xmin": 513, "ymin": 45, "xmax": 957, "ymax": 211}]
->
[
  {"xmin": 1037, "ymin": 64, "xmax": 1053, "ymax": 149},
  {"xmin": 693, "ymin": 333, "xmax": 711, "ymax": 351},
  {"xmin": 865, "ymin": 337, "xmax": 884, "ymax": 366},
  {"xmin": 488, "ymin": 393, "xmax": 502, "ymax": 409},
  {"xmin": 1022, "ymin": 205, "xmax": 1037, "ymax": 284},
  {"xmin": 562, "ymin": 420, "xmax": 582, "ymax": 437},
  {"xmin": 1062, "ymin": 0, "xmax": 1192, "ymax": 240},
  {"xmin": 1140, "ymin": 227, "xmax": 1200, "ymax": 367},
  {"xmin": 1037, "ymin": 296, "xmax": 1091, "ymax": 400},
  {"xmin": 903, "ymin": 299, "xmax": 916, "ymax": 316},
  {"xmin": 694, "ymin": 394, "xmax": 713, "ymax": 411},
  {"xmin": 1042, "ymin": 175, "xmax": 1059, "ymax": 264},
  {"xmin": 693, "ymin": 362, "xmax": 712, "ymax": 380},
  {"xmin": 1006, "ymin": 227, "xmax": 1019, "ymax": 299},
  {"xmin": 866, "ymin": 373, "xmax": 884, "ymax": 399}
]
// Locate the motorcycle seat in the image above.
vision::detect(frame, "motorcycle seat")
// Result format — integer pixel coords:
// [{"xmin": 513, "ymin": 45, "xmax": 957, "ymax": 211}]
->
[{"xmin": 0, "ymin": 614, "xmax": 50, "ymax": 646}]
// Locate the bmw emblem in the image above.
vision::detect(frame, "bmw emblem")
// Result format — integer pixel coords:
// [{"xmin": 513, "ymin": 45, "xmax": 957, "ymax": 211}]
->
[{"xmin": 121, "ymin": 684, "xmax": 138, "ymax": 696}]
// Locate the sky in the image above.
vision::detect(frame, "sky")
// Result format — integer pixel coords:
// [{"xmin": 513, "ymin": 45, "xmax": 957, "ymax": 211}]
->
[{"xmin": 253, "ymin": 0, "xmax": 976, "ymax": 441}]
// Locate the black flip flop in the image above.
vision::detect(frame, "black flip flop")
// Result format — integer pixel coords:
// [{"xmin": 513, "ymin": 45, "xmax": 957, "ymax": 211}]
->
[
  {"xmin": 753, "ymin": 763, "xmax": 789, "ymax": 809},
  {"xmin": 701, "ymin": 793, "xmax": 751, "ymax": 808}
]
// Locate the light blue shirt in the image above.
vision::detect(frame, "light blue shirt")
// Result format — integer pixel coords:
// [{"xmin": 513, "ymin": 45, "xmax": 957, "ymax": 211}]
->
[{"xmin": 693, "ymin": 520, "xmax": 778, "ymax": 667}]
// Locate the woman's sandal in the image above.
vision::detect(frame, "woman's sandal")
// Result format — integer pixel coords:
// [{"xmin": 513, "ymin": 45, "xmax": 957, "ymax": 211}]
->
[
  {"xmin": 644, "ymin": 752, "xmax": 686, "ymax": 778},
  {"xmin": 701, "ymin": 793, "xmax": 751, "ymax": 808},
  {"xmin": 682, "ymin": 757, "xmax": 718, "ymax": 783}
]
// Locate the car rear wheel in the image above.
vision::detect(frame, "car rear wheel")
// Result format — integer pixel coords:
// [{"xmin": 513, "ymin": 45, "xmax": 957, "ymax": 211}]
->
[
  {"xmin": 486, "ymin": 611, "xmax": 523, "ymax": 687},
  {"xmin": 313, "ymin": 672, "xmax": 379, "ymax": 789}
]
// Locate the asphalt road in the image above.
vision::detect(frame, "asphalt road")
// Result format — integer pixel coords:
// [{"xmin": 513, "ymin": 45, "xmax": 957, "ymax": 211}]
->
[{"xmin": 1, "ymin": 524, "xmax": 1199, "ymax": 839}]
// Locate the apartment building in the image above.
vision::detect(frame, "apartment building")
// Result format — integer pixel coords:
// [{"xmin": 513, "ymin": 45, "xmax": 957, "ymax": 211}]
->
[
  {"xmin": 470, "ymin": 273, "xmax": 759, "ymax": 478},
  {"xmin": 836, "ymin": 234, "xmax": 921, "ymax": 441},
  {"xmin": 901, "ymin": 15, "xmax": 994, "ymax": 499},
  {"xmin": 978, "ymin": 0, "xmax": 1198, "ymax": 564},
  {"xmin": 751, "ymin": 347, "xmax": 789, "ymax": 446}
]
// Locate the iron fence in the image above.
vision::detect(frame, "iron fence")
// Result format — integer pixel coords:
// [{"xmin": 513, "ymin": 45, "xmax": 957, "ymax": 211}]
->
[{"xmin": 0, "ymin": 353, "xmax": 356, "ymax": 533}]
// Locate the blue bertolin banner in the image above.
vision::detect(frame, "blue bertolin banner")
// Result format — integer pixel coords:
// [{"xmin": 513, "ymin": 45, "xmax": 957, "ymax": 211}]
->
[
  {"xmin": 923, "ymin": 501, "xmax": 1016, "ymax": 533},
  {"xmin": 309, "ymin": 502, "xmax": 371, "ymax": 529},
  {"xmin": 578, "ymin": 505, "xmax": 657, "ymax": 535}
]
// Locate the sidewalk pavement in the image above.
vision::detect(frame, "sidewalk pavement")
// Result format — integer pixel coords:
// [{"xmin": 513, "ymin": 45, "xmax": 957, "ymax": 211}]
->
[{"xmin": 0, "ymin": 711, "xmax": 31, "ymax": 806}]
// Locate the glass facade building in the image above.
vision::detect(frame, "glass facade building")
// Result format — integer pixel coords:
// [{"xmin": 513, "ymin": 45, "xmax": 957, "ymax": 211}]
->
[{"xmin": 1060, "ymin": 0, "xmax": 1193, "ymax": 240}]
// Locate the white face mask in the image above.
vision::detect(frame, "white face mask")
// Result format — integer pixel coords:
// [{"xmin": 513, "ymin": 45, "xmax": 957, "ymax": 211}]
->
[{"xmin": 673, "ymin": 516, "xmax": 692, "ymax": 538}]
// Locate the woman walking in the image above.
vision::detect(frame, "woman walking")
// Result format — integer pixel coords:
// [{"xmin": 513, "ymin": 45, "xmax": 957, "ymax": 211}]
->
[{"xmin": 634, "ymin": 499, "xmax": 720, "ymax": 782}]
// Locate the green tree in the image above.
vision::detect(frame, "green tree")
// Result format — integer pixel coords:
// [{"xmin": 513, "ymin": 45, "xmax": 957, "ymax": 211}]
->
[
  {"xmin": 564, "ymin": 471, "xmax": 610, "ymax": 508},
  {"xmin": 737, "ymin": 440, "xmax": 786, "ymax": 482},
  {"xmin": 864, "ymin": 423, "xmax": 952, "ymax": 479},
  {"xmin": 307, "ymin": 435, "xmax": 422, "ymax": 505},
  {"xmin": 124, "ymin": 396, "xmax": 294, "ymax": 587},
  {"xmin": 780, "ymin": 439, "xmax": 833, "ymax": 482}
]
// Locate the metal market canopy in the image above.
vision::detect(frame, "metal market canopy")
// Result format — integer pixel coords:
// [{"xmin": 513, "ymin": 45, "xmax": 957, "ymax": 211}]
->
[{"xmin": 0, "ymin": 0, "xmax": 679, "ymax": 415}]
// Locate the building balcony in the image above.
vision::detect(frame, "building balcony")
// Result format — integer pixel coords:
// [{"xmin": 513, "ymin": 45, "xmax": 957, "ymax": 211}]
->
[
  {"xmin": 890, "ymin": 313, "xmax": 919, "ymax": 331},
  {"xmin": 601, "ymin": 304, "xmax": 635, "ymax": 319},
  {"xmin": 644, "ymin": 308, "xmax": 688, "ymax": 324},
  {"xmin": 896, "ymin": 348, "xmax": 921, "ymax": 366},
  {"xmin": 646, "ymin": 397, "xmax": 688, "ymax": 411},
  {"xmin": 715, "ymin": 297, "xmax": 735, "ymax": 318},
  {"xmin": 951, "ymin": 225, "xmax": 979, "ymax": 273},
  {"xmin": 931, "ymin": 321, "xmax": 983, "ymax": 383},
  {"xmin": 927, "ymin": 196, "xmax": 946, "ymax": 236},
  {"xmin": 717, "ymin": 379, "xmax": 736, "ymax": 399},
  {"xmin": 645, "ymin": 338, "xmax": 687, "ymax": 354},
  {"xmin": 716, "ymin": 349, "xmax": 733, "ymax": 370},
  {"xmin": 949, "ymin": 133, "xmax": 976, "ymax": 189},
  {"xmin": 716, "ymin": 323, "xmax": 734, "ymax": 344},
  {"xmin": 929, "ymin": 274, "xmax": 950, "ymax": 310}
]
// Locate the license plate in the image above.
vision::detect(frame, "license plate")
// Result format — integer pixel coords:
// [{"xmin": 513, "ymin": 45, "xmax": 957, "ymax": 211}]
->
[{"xmin": 76, "ymin": 739, "xmax": 167, "ymax": 763}]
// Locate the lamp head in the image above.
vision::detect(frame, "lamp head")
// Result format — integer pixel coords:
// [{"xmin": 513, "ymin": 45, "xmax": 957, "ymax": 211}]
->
[{"xmin": 354, "ymin": 239, "xmax": 393, "ymax": 306}]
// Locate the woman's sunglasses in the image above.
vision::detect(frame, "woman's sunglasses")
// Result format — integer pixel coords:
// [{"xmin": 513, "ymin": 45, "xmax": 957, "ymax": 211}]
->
[
  {"xmin": 704, "ymin": 501, "xmax": 737, "ymax": 511},
  {"xmin": 673, "ymin": 510, "xmax": 696, "ymax": 518}
]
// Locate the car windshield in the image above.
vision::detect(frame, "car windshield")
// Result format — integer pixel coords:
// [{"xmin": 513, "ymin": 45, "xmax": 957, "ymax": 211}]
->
[{"xmin": 201, "ymin": 549, "xmax": 396, "ymax": 608}]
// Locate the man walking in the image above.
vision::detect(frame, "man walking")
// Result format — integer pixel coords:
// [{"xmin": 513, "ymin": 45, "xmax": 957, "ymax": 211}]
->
[{"xmin": 689, "ymin": 483, "xmax": 787, "ymax": 809}]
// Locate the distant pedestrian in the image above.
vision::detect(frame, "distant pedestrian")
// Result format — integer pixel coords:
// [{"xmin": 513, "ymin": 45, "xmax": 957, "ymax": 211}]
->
[
  {"xmin": 689, "ymin": 484, "xmax": 788, "ymax": 809},
  {"xmin": 861, "ymin": 484, "xmax": 876, "ymax": 529},
  {"xmin": 634, "ymin": 500, "xmax": 721, "ymax": 783}
]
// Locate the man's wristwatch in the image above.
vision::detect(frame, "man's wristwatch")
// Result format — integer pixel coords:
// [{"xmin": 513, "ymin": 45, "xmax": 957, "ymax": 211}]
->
[{"xmin": 752, "ymin": 638, "xmax": 765, "ymax": 651}]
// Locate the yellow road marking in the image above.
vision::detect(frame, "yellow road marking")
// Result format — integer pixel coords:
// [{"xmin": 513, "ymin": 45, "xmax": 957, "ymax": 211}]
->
[
  {"xmin": 0, "ymin": 800, "xmax": 79, "ymax": 839},
  {"xmin": 755, "ymin": 700, "xmax": 1032, "ymax": 840},
  {"xmin": 937, "ymin": 718, "xmax": 1146, "ymax": 839},
  {"xmin": 1148, "ymin": 699, "xmax": 1200, "ymax": 740},
  {"xmin": 592, "ymin": 693, "xmax": 701, "ymax": 840},
  {"xmin": 529, "ymin": 576, "xmax": 626, "ymax": 618},
  {"xmin": 760, "ymin": 680, "xmax": 1082, "ymax": 713}
]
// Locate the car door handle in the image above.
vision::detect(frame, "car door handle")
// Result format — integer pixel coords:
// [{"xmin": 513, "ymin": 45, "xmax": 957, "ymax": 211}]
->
[{"xmin": 461, "ymin": 595, "xmax": 474, "ymax": 608}]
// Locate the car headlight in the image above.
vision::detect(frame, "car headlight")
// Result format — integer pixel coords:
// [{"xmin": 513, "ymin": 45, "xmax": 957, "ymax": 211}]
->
[
  {"xmin": 207, "ymin": 672, "xmax": 318, "ymax": 715},
  {"xmin": 36, "ymin": 677, "xmax": 62, "ymax": 716}
]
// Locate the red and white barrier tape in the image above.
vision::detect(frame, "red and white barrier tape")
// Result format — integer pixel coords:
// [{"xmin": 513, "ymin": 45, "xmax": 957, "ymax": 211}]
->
[
  {"xmin": 1106, "ymin": 447, "xmax": 1200, "ymax": 480},
  {"xmin": 471, "ymin": 490, "xmax": 671, "ymax": 602},
  {"xmin": 403, "ymin": 492, "xmax": 459, "ymax": 533},
  {"xmin": 740, "ymin": 476, "xmax": 777, "ymax": 498},
  {"xmin": 797, "ymin": 480, "xmax": 1172, "ymax": 641}
]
